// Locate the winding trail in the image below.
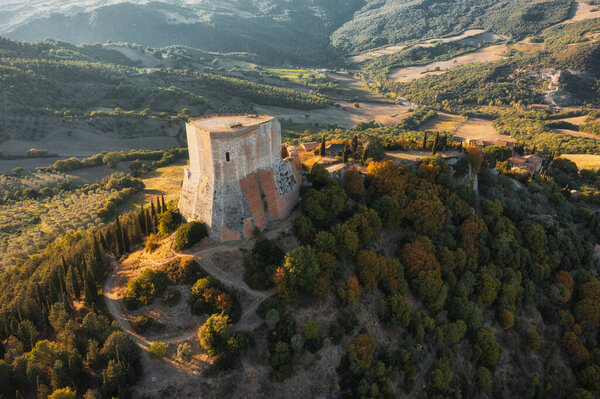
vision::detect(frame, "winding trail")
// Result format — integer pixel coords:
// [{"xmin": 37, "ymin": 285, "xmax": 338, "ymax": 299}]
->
[
  {"xmin": 404, "ymin": 347, "xmax": 438, "ymax": 399},
  {"xmin": 102, "ymin": 210, "xmax": 297, "ymax": 348}
]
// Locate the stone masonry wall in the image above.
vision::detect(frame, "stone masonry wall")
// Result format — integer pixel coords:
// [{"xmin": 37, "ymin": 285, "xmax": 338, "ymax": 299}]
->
[{"xmin": 179, "ymin": 116, "xmax": 300, "ymax": 241}]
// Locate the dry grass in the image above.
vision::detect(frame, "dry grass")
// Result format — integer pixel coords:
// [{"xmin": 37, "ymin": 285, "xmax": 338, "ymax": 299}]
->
[
  {"xmin": 562, "ymin": 154, "xmax": 600, "ymax": 170},
  {"xmin": 419, "ymin": 112, "xmax": 465, "ymax": 132},
  {"xmin": 388, "ymin": 44, "xmax": 507, "ymax": 82},
  {"xmin": 454, "ymin": 117, "xmax": 514, "ymax": 143}
]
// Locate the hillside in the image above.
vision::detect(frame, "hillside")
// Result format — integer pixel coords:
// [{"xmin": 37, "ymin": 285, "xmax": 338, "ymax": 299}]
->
[{"xmin": 0, "ymin": 0, "xmax": 580, "ymax": 65}]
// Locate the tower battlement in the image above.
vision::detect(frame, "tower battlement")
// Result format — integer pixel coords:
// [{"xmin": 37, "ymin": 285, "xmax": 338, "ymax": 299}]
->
[{"xmin": 178, "ymin": 114, "xmax": 300, "ymax": 241}]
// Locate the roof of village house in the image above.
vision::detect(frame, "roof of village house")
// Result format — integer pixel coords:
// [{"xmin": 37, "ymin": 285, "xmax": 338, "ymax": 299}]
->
[
  {"xmin": 300, "ymin": 141, "xmax": 319, "ymax": 151},
  {"xmin": 326, "ymin": 143, "xmax": 346, "ymax": 153}
]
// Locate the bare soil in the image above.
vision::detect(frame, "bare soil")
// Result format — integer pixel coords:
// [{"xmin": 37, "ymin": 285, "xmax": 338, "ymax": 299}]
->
[{"xmin": 388, "ymin": 44, "xmax": 507, "ymax": 82}]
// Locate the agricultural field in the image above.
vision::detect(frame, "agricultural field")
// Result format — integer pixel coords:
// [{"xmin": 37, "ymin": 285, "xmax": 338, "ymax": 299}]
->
[
  {"xmin": 0, "ymin": 188, "xmax": 113, "ymax": 269},
  {"xmin": 454, "ymin": 117, "xmax": 515, "ymax": 144},
  {"xmin": 562, "ymin": 153, "xmax": 600, "ymax": 169},
  {"xmin": 388, "ymin": 44, "xmax": 507, "ymax": 82},
  {"xmin": 418, "ymin": 112, "xmax": 466, "ymax": 133}
]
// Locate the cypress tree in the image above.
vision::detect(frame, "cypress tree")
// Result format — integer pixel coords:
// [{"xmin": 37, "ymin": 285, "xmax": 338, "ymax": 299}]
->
[
  {"xmin": 441, "ymin": 135, "xmax": 447, "ymax": 151},
  {"xmin": 146, "ymin": 208, "xmax": 154, "ymax": 234},
  {"xmin": 161, "ymin": 195, "xmax": 166, "ymax": 212},
  {"xmin": 99, "ymin": 231, "xmax": 109, "ymax": 252},
  {"xmin": 93, "ymin": 235, "xmax": 103, "ymax": 266},
  {"xmin": 150, "ymin": 202, "xmax": 157, "ymax": 231},
  {"xmin": 69, "ymin": 265, "xmax": 80, "ymax": 299},
  {"xmin": 139, "ymin": 206, "xmax": 147, "ymax": 236},
  {"xmin": 122, "ymin": 227, "xmax": 130, "ymax": 253},
  {"xmin": 155, "ymin": 197, "xmax": 161, "ymax": 215},
  {"xmin": 115, "ymin": 213, "xmax": 124, "ymax": 255},
  {"xmin": 84, "ymin": 271, "xmax": 97, "ymax": 307},
  {"xmin": 342, "ymin": 144, "xmax": 349, "ymax": 163},
  {"xmin": 350, "ymin": 134, "xmax": 359, "ymax": 154},
  {"xmin": 320, "ymin": 136, "xmax": 326, "ymax": 156},
  {"xmin": 432, "ymin": 132, "xmax": 440, "ymax": 155},
  {"xmin": 422, "ymin": 131, "xmax": 428, "ymax": 150}
]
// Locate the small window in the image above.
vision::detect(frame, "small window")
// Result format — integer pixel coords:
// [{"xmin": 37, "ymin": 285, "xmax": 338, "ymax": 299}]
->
[{"xmin": 226, "ymin": 152, "xmax": 230, "ymax": 162}]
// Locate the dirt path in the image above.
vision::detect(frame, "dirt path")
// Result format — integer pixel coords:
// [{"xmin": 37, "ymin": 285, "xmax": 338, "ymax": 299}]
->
[{"xmin": 404, "ymin": 347, "xmax": 438, "ymax": 399}]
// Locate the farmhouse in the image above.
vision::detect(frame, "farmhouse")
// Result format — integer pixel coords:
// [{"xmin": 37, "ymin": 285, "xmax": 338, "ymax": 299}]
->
[
  {"xmin": 507, "ymin": 154, "xmax": 543, "ymax": 175},
  {"xmin": 178, "ymin": 114, "xmax": 301, "ymax": 241}
]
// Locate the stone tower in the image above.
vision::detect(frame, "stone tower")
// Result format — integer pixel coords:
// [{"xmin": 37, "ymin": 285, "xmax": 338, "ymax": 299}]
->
[{"xmin": 178, "ymin": 114, "xmax": 301, "ymax": 241}]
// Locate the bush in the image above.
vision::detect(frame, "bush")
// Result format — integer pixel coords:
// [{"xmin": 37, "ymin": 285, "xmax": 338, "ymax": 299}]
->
[
  {"xmin": 257, "ymin": 295, "xmax": 285, "ymax": 319},
  {"xmin": 160, "ymin": 287, "xmax": 182, "ymax": 306},
  {"xmin": 131, "ymin": 314, "xmax": 152, "ymax": 333},
  {"xmin": 158, "ymin": 210, "xmax": 181, "ymax": 236},
  {"xmin": 177, "ymin": 343, "xmax": 193, "ymax": 363},
  {"xmin": 162, "ymin": 256, "xmax": 202, "ymax": 284},
  {"xmin": 145, "ymin": 234, "xmax": 160, "ymax": 251},
  {"xmin": 173, "ymin": 221, "xmax": 208, "ymax": 250},
  {"xmin": 125, "ymin": 269, "xmax": 169, "ymax": 308},
  {"xmin": 149, "ymin": 341, "xmax": 167, "ymax": 359}
]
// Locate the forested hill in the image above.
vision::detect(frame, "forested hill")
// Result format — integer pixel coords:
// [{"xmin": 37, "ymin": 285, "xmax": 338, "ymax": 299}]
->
[
  {"xmin": 0, "ymin": 36, "xmax": 331, "ymax": 115},
  {"xmin": 1, "ymin": 0, "xmax": 576, "ymax": 65}
]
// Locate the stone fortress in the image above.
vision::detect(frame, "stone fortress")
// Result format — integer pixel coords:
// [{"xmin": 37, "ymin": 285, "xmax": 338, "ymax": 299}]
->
[{"xmin": 178, "ymin": 114, "xmax": 301, "ymax": 241}]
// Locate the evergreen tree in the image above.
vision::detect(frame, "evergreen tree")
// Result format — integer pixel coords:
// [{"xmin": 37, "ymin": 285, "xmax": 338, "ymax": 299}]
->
[
  {"xmin": 138, "ymin": 206, "xmax": 147, "ymax": 236},
  {"xmin": 161, "ymin": 195, "xmax": 166, "ymax": 212},
  {"xmin": 156, "ymin": 197, "xmax": 161, "ymax": 215},
  {"xmin": 351, "ymin": 134, "xmax": 359, "ymax": 155},
  {"xmin": 343, "ymin": 144, "xmax": 349, "ymax": 163},
  {"xmin": 441, "ymin": 135, "xmax": 447, "ymax": 151},
  {"xmin": 69, "ymin": 265, "xmax": 80, "ymax": 299},
  {"xmin": 84, "ymin": 271, "xmax": 97, "ymax": 306},
  {"xmin": 115, "ymin": 213, "xmax": 124, "ymax": 255},
  {"xmin": 150, "ymin": 202, "xmax": 157, "ymax": 232},
  {"xmin": 319, "ymin": 136, "xmax": 326, "ymax": 156},
  {"xmin": 432, "ymin": 132, "xmax": 440, "ymax": 155},
  {"xmin": 422, "ymin": 131, "xmax": 429, "ymax": 150},
  {"xmin": 99, "ymin": 231, "xmax": 109, "ymax": 252},
  {"xmin": 122, "ymin": 227, "xmax": 130, "ymax": 253}
]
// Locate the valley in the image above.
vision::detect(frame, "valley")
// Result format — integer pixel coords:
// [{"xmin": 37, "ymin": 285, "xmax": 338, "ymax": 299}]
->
[{"xmin": 4, "ymin": 1, "xmax": 600, "ymax": 399}]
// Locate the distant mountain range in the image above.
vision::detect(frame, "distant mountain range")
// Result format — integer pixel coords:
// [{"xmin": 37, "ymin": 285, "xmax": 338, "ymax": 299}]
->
[{"xmin": 0, "ymin": 0, "xmax": 578, "ymax": 64}]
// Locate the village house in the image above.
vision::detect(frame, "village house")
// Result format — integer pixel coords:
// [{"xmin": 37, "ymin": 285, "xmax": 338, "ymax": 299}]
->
[
  {"xmin": 325, "ymin": 143, "xmax": 346, "ymax": 157},
  {"xmin": 507, "ymin": 153, "xmax": 543, "ymax": 175}
]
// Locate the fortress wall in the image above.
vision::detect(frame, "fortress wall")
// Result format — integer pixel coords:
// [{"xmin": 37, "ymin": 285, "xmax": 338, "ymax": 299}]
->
[
  {"xmin": 179, "ymin": 116, "xmax": 300, "ymax": 241},
  {"xmin": 178, "ymin": 123, "xmax": 214, "ymax": 226}
]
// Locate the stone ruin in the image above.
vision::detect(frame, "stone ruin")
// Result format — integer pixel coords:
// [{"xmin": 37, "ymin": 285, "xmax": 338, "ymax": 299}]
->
[{"xmin": 178, "ymin": 114, "xmax": 301, "ymax": 240}]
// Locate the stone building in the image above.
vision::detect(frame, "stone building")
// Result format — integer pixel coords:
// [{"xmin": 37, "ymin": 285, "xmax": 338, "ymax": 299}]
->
[{"xmin": 178, "ymin": 114, "xmax": 301, "ymax": 241}]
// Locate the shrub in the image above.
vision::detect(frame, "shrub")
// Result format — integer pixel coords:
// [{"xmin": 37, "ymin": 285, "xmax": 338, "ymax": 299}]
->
[
  {"xmin": 131, "ymin": 314, "xmax": 152, "ymax": 333},
  {"xmin": 145, "ymin": 234, "xmax": 160, "ymax": 251},
  {"xmin": 49, "ymin": 387, "xmax": 76, "ymax": 399},
  {"xmin": 173, "ymin": 221, "xmax": 208, "ymax": 250},
  {"xmin": 125, "ymin": 269, "xmax": 169, "ymax": 308},
  {"xmin": 177, "ymin": 343, "xmax": 193, "ymax": 363},
  {"xmin": 158, "ymin": 210, "xmax": 181, "ymax": 237},
  {"xmin": 257, "ymin": 295, "xmax": 285, "ymax": 319},
  {"xmin": 160, "ymin": 287, "xmax": 182, "ymax": 306},
  {"xmin": 162, "ymin": 257, "xmax": 202, "ymax": 284},
  {"xmin": 149, "ymin": 341, "xmax": 167, "ymax": 359}
]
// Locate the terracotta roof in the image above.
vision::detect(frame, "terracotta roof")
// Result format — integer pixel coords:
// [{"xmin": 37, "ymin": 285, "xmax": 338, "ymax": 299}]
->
[{"xmin": 300, "ymin": 141, "xmax": 319, "ymax": 152}]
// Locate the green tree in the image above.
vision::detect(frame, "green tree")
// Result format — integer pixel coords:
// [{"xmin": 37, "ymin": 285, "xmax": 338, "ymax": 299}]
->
[{"xmin": 282, "ymin": 246, "xmax": 320, "ymax": 293}]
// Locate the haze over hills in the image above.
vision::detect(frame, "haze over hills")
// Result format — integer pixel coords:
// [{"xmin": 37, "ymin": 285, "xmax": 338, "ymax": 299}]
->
[
  {"xmin": 0, "ymin": 0, "xmax": 578, "ymax": 64},
  {"xmin": 7, "ymin": 1, "xmax": 600, "ymax": 399}
]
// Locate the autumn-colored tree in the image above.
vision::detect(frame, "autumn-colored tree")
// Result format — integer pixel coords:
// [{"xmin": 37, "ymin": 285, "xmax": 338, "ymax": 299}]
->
[
  {"xmin": 459, "ymin": 216, "xmax": 487, "ymax": 259},
  {"xmin": 400, "ymin": 239, "xmax": 441, "ymax": 281},
  {"xmin": 338, "ymin": 276, "xmax": 360, "ymax": 305},
  {"xmin": 465, "ymin": 145, "xmax": 484, "ymax": 173},
  {"xmin": 498, "ymin": 309, "xmax": 514, "ymax": 330},
  {"xmin": 332, "ymin": 224, "xmax": 360, "ymax": 259},
  {"xmin": 562, "ymin": 331, "xmax": 590, "ymax": 360},
  {"xmin": 574, "ymin": 280, "xmax": 600, "ymax": 327},
  {"xmin": 343, "ymin": 167, "xmax": 365, "ymax": 198},
  {"xmin": 356, "ymin": 250, "xmax": 381, "ymax": 291},
  {"xmin": 347, "ymin": 333, "xmax": 376, "ymax": 375},
  {"xmin": 317, "ymin": 251, "xmax": 338, "ymax": 277},
  {"xmin": 366, "ymin": 160, "xmax": 409, "ymax": 195},
  {"xmin": 312, "ymin": 274, "xmax": 330, "ymax": 298},
  {"xmin": 406, "ymin": 191, "xmax": 446, "ymax": 235},
  {"xmin": 472, "ymin": 328, "xmax": 499, "ymax": 368},
  {"xmin": 478, "ymin": 272, "xmax": 500, "ymax": 308},
  {"xmin": 527, "ymin": 329, "xmax": 541, "ymax": 352}
]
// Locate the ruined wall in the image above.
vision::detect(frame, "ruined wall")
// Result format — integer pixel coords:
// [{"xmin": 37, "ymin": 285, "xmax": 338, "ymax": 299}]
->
[{"xmin": 178, "ymin": 116, "xmax": 300, "ymax": 241}]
